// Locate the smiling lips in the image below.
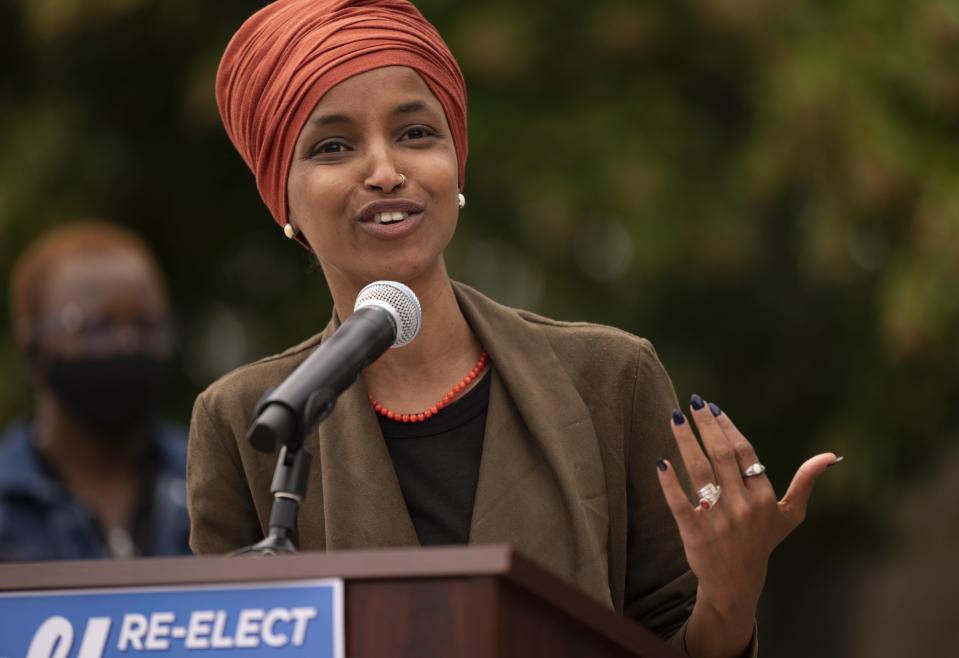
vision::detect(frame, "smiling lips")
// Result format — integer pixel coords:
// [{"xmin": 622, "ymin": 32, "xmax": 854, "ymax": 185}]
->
[
  {"xmin": 356, "ymin": 199, "xmax": 426, "ymax": 239},
  {"xmin": 373, "ymin": 210, "xmax": 410, "ymax": 224},
  {"xmin": 357, "ymin": 199, "xmax": 425, "ymax": 235}
]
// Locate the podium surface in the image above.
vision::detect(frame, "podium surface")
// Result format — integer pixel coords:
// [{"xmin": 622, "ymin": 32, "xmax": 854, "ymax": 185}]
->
[{"xmin": 0, "ymin": 545, "xmax": 682, "ymax": 658}]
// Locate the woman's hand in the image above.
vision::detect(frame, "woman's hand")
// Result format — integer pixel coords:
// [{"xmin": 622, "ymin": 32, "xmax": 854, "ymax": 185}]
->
[{"xmin": 656, "ymin": 395, "xmax": 840, "ymax": 658}]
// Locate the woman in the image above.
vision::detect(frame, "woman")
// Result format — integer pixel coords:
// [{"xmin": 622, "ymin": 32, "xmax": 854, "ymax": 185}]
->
[
  {"xmin": 2, "ymin": 221, "xmax": 190, "ymax": 561},
  {"xmin": 188, "ymin": 1, "xmax": 840, "ymax": 656}
]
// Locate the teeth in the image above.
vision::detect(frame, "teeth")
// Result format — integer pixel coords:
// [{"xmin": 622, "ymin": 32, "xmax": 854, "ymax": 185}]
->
[{"xmin": 373, "ymin": 211, "xmax": 410, "ymax": 224}]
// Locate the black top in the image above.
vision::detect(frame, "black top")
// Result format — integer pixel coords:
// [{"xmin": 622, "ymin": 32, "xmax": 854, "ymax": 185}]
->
[{"xmin": 378, "ymin": 371, "xmax": 491, "ymax": 546}]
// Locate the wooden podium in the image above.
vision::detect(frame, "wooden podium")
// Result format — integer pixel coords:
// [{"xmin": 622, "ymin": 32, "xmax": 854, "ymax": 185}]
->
[{"xmin": 0, "ymin": 545, "xmax": 683, "ymax": 658}]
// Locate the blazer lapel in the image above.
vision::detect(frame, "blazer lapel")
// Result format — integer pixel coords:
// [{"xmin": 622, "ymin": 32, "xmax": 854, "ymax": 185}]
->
[
  {"xmin": 455, "ymin": 283, "xmax": 612, "ymax": 605},
  {"xmin": 296, "ymin": 321, "xmax": 419, "ymax": 550}
]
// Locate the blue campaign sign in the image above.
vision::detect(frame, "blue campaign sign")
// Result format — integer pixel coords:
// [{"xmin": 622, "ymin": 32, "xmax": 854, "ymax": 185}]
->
[{"xmin": 0, "ymin": 579, "xmax": 344, "ymax": 658}]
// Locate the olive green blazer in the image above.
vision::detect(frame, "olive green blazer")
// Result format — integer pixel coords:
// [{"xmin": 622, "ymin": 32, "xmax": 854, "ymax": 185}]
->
[{"xmin": 188, "ymin": 281, "xmax": 698, "ymax": 645}]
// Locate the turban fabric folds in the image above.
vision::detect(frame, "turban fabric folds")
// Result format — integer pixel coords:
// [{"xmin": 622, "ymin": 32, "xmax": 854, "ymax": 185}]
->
[{"xmin": 216, "ymin": 0, "xmax": 468, "ymax": 234}]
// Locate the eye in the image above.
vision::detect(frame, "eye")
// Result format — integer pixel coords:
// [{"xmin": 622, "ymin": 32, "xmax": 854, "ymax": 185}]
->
[
  {"xmin": 308, "ymin": 140, "xmax": 351, "ymax": 158},
  {"xmin": 319, "ymin": 142, "xmax": 346, "ymax": 153},
  {"xmin": 401, "ymin": 126, "xmax": 435, "ymax": 141}
]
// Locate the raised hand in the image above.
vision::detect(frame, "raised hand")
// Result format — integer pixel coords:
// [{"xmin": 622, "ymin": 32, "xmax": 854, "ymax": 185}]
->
[{"xmin": 655, "ymin": 394, "xmax": 840, "ymax": 658}]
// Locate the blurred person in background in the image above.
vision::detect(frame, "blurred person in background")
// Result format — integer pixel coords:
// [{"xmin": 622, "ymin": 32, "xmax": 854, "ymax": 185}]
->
[{"xmin": 0, "ymin": 221, "xmax": 190, "ymax": 561}]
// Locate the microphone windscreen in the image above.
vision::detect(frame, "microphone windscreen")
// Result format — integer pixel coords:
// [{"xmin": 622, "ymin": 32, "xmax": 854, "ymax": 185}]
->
[{"xmin": 354, "ymin": 281, "xmax": 422, "ymax": 348}]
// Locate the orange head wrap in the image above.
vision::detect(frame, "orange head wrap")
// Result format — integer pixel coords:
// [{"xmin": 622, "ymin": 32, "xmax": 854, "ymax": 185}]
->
[{"xmin": 216, "ymin": 0, "xmax": 468, "ymax": 234}]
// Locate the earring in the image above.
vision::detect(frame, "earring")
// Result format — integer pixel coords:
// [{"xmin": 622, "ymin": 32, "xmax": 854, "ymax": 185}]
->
[
  {"xmin": 283, "ymin": 222, "xmax": 298, "ymax": 239},
  {"xmin": 458, "ymin": 193, "xmax": 466, "ymax": 209}
]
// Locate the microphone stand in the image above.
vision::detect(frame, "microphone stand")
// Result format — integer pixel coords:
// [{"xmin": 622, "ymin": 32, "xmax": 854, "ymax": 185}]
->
[
  {"xmin": 229, "ymin": 445, "xmax": 311, "ymax": 556},
  {"xmin": 227, "ymin": 280, "xmax": 414, "ymax": 557},
  {"xmin": 229, "ymin": 388, "xmax": 337, "ymax": 557}
]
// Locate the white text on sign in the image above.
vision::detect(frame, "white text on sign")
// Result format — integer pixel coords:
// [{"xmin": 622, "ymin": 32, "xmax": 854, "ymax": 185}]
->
[{"xmin": 26, "ymin": 607, "xmax": 320, "ymax": 658}]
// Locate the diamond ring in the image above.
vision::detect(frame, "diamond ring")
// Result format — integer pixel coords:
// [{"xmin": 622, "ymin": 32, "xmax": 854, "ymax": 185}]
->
[
  {"xmin": 742, "ymin": 463, "xmax": 766, "ymax": 478},
  {"xmin": 697, "ymin": 483, "xmax": 721, "ymax": 510}
]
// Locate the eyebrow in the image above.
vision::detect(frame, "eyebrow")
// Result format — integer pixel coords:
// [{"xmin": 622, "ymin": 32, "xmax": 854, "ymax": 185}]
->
[
  {"xmin": 393, "ymin": 101, "xmax": 428, "ymax": 115},
  {"xmin": 310, "ymin": 100, "xmax": 434, "ymax": 127},
  {"xmin": 311, "ymin": 113, "xmax": 351, "ymax": 127}
]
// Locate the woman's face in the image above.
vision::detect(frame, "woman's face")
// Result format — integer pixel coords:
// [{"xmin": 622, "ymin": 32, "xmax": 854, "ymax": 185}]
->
[
  {"xmin": 287, "ymin": 66, "xmax": 460, "ymax": 292},
  {"xmin": 36, "ymin": 251, "xmax": 173, "ymax": 360}
]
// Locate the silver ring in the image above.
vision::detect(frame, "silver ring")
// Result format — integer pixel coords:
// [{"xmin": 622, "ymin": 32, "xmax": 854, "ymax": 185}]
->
[
  {"xmin": 398, "ymin": 173, "xmax": 407, "ymax": 186},
  {"xmin": 742, "ymin": 463, "xmax": 766, "ymax": 478},
  {"xmin": 697, "ymin": 483, "xmax": 721, "ymax": 510}
]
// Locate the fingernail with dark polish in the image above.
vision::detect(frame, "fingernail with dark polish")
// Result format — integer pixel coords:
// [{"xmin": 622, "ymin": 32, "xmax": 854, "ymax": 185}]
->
[
  {"xmin": 672, "ymin": 410, "xmax": 686, "ymax": 425},
  {"xmin": 827, "ymin": 456, "xmax": 845, "ymax": 468},
  {"xmin": 657, "ymin": 458, "xmax": 668, "ymax": 472},
  {"xmin": 690, "ymin": 393, "xmax": 705, "ymax": 411},
  {"xmin": 709, "ymin": 402, "xmax": 721, "ymax": 417}
]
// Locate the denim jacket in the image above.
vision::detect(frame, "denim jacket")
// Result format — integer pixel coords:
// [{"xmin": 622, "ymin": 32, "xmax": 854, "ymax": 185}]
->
[{"xmin": 0, "ymin": 419, "xmax": 191, "ymax": 561}]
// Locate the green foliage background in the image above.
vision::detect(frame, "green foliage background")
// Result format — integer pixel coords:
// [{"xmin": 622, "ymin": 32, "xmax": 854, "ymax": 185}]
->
[{"xmin": 1, "ymin": 1, "xmax": 957, "ymax": 654}]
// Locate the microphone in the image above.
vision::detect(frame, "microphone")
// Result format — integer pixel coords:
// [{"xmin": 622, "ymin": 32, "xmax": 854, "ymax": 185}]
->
[{"xmin": 247, "ymin": 280, "xmax": 421, "ymax": 452}]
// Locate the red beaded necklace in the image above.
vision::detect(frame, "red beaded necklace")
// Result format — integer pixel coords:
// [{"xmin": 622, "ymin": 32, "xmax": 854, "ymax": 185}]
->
[{"xmin": 370, "ymin": 351, "xmax": 489, "ymax": 423}]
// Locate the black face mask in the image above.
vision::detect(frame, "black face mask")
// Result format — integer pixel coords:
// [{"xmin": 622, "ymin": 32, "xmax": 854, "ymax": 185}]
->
[{"xmin": 44, "ymin": 353, "xmax": 170, "ymax": 434}]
